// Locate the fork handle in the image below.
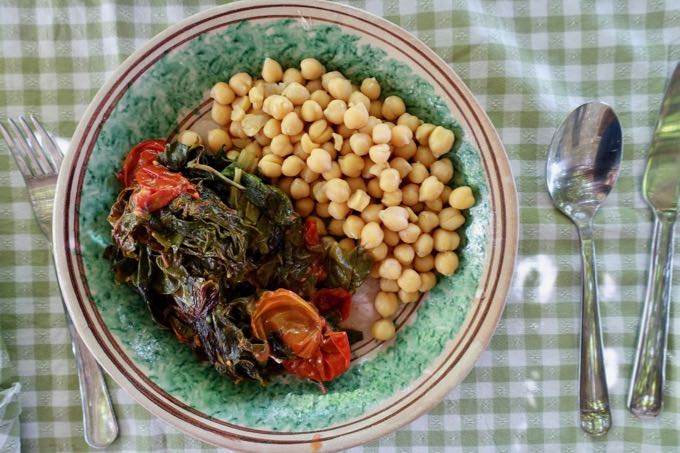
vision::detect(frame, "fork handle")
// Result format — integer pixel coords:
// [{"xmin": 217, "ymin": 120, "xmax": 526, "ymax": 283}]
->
[{"xmin": 64, "ymin": 309, "xmax": 119, "ymax": 447}]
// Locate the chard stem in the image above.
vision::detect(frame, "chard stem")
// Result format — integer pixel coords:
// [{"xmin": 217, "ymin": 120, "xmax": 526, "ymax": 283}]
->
[{"xmin": 187, "ymin": 161, "xmax": 245, "ymax": 190}]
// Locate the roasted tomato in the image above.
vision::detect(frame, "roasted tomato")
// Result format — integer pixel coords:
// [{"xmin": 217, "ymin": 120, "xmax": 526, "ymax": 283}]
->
[
  {"xmin": 282, "ymin": 330, "xmax": 350, "ymax": 382},
  {"xmin": 303, "ymin": 218, "xmax": 320, "ymax": 247},
  {"xmin": 312, "ymin": 288, "xmax": 352, "ymax": 322},
  {"xmin": 118, "ymin": 139, "xmax": 166, "ymax": 187}
]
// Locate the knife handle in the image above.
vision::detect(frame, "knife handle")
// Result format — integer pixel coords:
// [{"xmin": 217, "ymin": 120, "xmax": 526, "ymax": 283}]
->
[{"xmin": 627, "ymin": 211, "xmax": 677, "ymax": 417}]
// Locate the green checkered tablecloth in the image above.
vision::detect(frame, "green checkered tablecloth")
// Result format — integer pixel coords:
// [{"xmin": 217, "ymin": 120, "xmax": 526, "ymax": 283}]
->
[{"xmin": 1, "ymin": 0, "xmax": 679, "ymax": 451}]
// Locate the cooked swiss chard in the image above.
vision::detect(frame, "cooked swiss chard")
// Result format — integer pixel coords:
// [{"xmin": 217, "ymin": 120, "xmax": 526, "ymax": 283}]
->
[{"xmin": 106, "ymin": 139, "xmax": 372, "ymax": 384}]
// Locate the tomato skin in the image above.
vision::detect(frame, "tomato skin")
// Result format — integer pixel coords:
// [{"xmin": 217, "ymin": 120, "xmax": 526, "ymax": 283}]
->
[
  {"xmin": 282, "ymin": 330, "xmax": 350, "ymax": 382},
  {"xmin": 119, "ymin": 139, "xmax": 166, "ymax": 187},
  {"xmin": 303, "ymin": 218, "xmax": 320, "ymax": 247},
  {"xmin": 312, "ymin": 288, "xmax": 352, "ymax": 322}
]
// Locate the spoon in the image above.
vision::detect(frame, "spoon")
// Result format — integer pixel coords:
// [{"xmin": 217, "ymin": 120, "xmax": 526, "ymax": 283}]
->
[{"xmin": 546, "ymin": 101, "xmax": 622, "ymax": 436}]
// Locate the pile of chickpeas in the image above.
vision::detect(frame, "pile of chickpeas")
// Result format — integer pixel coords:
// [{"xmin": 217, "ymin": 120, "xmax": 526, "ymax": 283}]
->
[{"xmin": 179, "ymin": 58, "xmax": 475, "ymax": 342}]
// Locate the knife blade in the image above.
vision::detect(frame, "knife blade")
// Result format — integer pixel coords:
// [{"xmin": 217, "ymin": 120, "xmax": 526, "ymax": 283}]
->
[{"xmin": 628, "ymin": 62, "xmax": 680, "ymax": 417}]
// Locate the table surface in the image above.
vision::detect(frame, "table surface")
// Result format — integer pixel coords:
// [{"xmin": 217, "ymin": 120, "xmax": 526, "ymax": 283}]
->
[{"xmin": 1, "ymin": 0, "xmax": 680, "ymax": 451}]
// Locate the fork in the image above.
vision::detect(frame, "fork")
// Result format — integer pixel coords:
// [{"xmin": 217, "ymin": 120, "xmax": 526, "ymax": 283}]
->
[{"xmin": 0, "ymin": 116, "xmax": 119, "ymax": 448}]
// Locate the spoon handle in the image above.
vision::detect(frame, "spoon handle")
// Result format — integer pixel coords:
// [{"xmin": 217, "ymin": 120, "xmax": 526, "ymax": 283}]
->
[
  {"xmin": 577, "ymin": 225, "xmax": 611, "ymax": 435},
  {"xmin": 627, "ymin": 211, "xmax": 677, "ymax": 417}
]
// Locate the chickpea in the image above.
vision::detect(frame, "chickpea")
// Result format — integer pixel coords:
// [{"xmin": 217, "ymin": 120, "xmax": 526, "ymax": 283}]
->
[
  {"xmin": 383, "ymin": 229, "xmax": 400, "ymax": 247},
  {"xmin": 344, "ymin": 102, "xmax": 369, "ymax": 129},
  {"xmin": 211, "ymin": 81, "xmax": 236, "ymax": 105},
  {"xmin": 408, "ymin": 162, "xmax": 429, "ymax": 184},
  {"xmin": 299, "ymin": 133, "xmax": 317, "ymax": 155},
  {"xmin": 263, "ymin": 118, "xmax": 282, "ymax": 138},
  {"xmin": 369, "ymin": 262, "xmax": 381, "ymax": 279},
  {"xmin": 379, "ymin": 206, "xmax": 409, "ymax": 232},
  {"xmin": 255, "ymin": 129, "xmax": 272, "ymax": 146},
  {"xmin": 249, "ymin": 85, "xmax": 265, "ymax": 110},
  {"xmin": 382, "ymin": 189, "xmax": 403, "ymax": 207},
  {"xmin": 397, "ymin": 268, "xmax": 422, "ymax": 293},
  {"xmin": 393, "ymin": 243, "xmax": 415, "ymax": 266},
  {"xmin": 300, "ymin": 100, "xmax": 323, "ymax": 122},
  {"xmin": 338, "ymin": 237, "xmax": 355, "ymax": 252},
  {"xmin": 270, "ymin": 134, "xmax": 294, "ymax": 157},
  {"xmin": 179, "ymin": 130, "xmax": 201, "ymax": 146},
  {"xmin": 336, "ymin": 124, "xmax": 355, "ymax": 140},
  {"xmin": 288, "ymin": 178, "xmax": 310, "ymax": 200},
  {"xmin": 315, "ymin": 202, "xmax": 330, "ymax": 218},
  {"xmin": 390, "ymin": 157, "xmax": 412, "ymax": 179},
  {"xmin": 415, "ymin": 146, "xmax": 437, "ymax": 167},
  {"xmin": 368, "ymin": 144, "xmax": 391, "ymax": 164},
  {"xmin": 398, "ymin": 223, "xmax": 421, "ymax": 244},
  {"xmin": 342, "ymin": 215, "xmax": 365, "ymax": 239},
  {"xmin": 433, "ymin": 228, "xmax": 460, "ymax": 252},
  {"xmin": 258, "ymin": 154, "xmax": 283, "ymax": 178},
  {"xmin": 329, "ymin": 201, "xmax": 350, "ymax": 220},
  {"xmin": 308, "ymin": 119, "xmax": 333, "ymax": 143},
  {"xmin": 229, "ymin": 72, "xmax": 253, "ymax": 96},
  {"xmin": 227, "ymin": 149, "xmax": 240, "ymax": 160},
  {"xmin": 311, "ymin": 181, "xmax": 328, "ymax": 203},
  {"xmin": 435, "ymin": 251, "xmax": 459, "ymax": 276},
  {"xmin": 379, "ymin": 168, "xmax": 401, "ymax": 193},
  {"xmin": 440, "ymin": 185, "xmax": 452, "ymax": 203},
  {"xmin": 359, "ymin": 116, "xmax": 382, "ymax": 135},
  {"xmin": 263, "ymin": 94, "xmax": 294, "ymax": 120},
  {"xmin": 430, "ymin": 159, "xmax": 454, "ymax": 184},
  {"xmin": 394, "ymin": 140, "xmax": 417, "ymax": 160},
  {"xmin": 339, "ymin": 153, "xmax": 364, "ymax": 178},
  {"xmin": 322, "ymin": 161, "xmax": 342, "ymax": 180},
  {"xmin": 419, "ymin": 272, "xmax": 437, "ymax": 292},
  {"xmin": 281, "ymin": 82, "xmax": 310, "ymax": 106},
  {"xmin": 414, "ymin": 254, "xmax": 434, "ymax": 272},
  {"xmin": 382, "ymin": 95, "xmax": 406, "ymax": 121},
  {"xmin": 414, "ymin": 233, "xmax": 434, "ymax": 258},
  {"xmin": 261, "ymin": 57, "xmax": 283, "ymax": 82},
  {"xmin": 372, "ymin": 318, "xmax": 395, "ymax": 341},
  {"xmin": 449, "ymin": 186, "xmax": 475, "ymax": 209},
  {"xmin": 368, "ymin": 100, "xmax": 383, "ymax": 117},
  {"xmin": 328, "ymin": 218, "xmax": 345, "ymax": 237},
  {"xmin": 310, "ymin": 89, "xmax": 332, "ymax": 109},
  {"xmin": 360, "ymin": 77, "xmax": 381, "ymax": 100},
  {"xmin": 211, "ymin": 102, "xmax": 232, "ymax": 126},
  {"xmin": 360, "ymin": 222, "xmax": 384, "ymax": 249},
  {"xmin": 277, "ymin": 177, "xmax": 294, "ymax": 196},
  {"xmin": 360, "ymin": 203, "xmax": 382, "ymax": 223},
  {"xmin": 347, "ymin": 177, "xmax": 367, "ymax": 193},
  {"xmin": 295, "ymin": 198, "xmax": 314, "ymax": 217},
  {"xmin": 400, "ymin": 183, "xmax": 419, "ymax": 207},
  {"xmin": 300, "ymin": 58, "xmax": 325, "ymax": 80},
  {"xmin": 282, "ymin": 68, "xmax": 304, "ymax": 84},
  {"xmin": 277, "ymin": 112, "xmax": 301, "ymax": 136},
  {"xmin": 390, "ymin": 124, "xmax": 413, "ymax": 147},
  {"xmin": 307, "ymin": 148, "xmax": 333, "ymax": 173},
  {"xmin": 207, "ymin": 128, "xmax": 231, "ymax": 153},
  {"xmin": 241, "ymin": 113, "xmax": 269, "ymax": 137},
  {"xmin": 406, "ymin": 206, "xmax": 419, "ymax": 223},
  {"xmin": 372, "ymin": 123, "xmax": 392, "ymax": 144},
  {"xmin": 324, "ymin": 178, "xmax": 351, "ymax": 203},
  {"xmin": 348, "ymin": 91, "xmax": 371, "ymax": 110},
  {"xmin": 300, "ymin": 166, "xmax": 320, "ymax": 183},
  {"xmin": 374, "ymin": 292, "xmax": 399, "ymax": 317},
  {"xmin": 280, "ymin": 155, "xmax": 305, "ymax": 177},
  {"xmin": 379, "ymin": 258, "xmax": 402, "ymax": 280},
  {"xmin": 327, "ymin": 77, "xmax": 352, "ymax": 101},
  {"xmin": 380, "ymin": 278, "xmax": 400, "ymax": 293},
  {"xmin": 369, "ymin": 243, "xmax": 389, "ymax": 261},
  {"xmin": 415, "ymin": 123, "xmax": 435, "ymax": 146},
  {"xmin": 230, "ymin": 96, "xmax": 250, "ymax": 122},
  {"xmin": 305, "ymin": 79, "xmax": 322, "ymax": 92},
  {"xmin": 419, "ymin": 175, "xmax": 445, "ymax": 202},
  {"xmin": 398, "ymin": 289, "xmax": 419, "ymax": 304},
  {"xmin": 397, "ymin": 112, "xmax": 421, "ymax": 132},
  {"xmin": 429, "ymin": 126, "xmax": 455, "ymax": 157},
  {"xmin": 439, "ymin": 207, "xmax": 466, "ymax": 230},
  {"xmin": 366, "ymin": 178, "xmax": 384, "ymax": 198},
  {"xmin": 323, "ymin": 99, "xmax": 347, "ymax": 125}
]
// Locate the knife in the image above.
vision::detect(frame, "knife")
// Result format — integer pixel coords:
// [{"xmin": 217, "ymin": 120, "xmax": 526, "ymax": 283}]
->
[{"xmin": 627, "ymin": 62, "xmax": 680, "ymax": 417}]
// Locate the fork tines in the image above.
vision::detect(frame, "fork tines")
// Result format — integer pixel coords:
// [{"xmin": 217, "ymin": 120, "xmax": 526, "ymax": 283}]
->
[{"xmin": 0, "ymin": 115, "xmax": 64, "ymax": 176}]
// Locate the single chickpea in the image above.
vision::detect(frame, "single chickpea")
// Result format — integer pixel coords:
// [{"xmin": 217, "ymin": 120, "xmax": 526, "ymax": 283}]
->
[
  {"xmin": 393, "ymin": 243, "xmax": 415, "ymax": 266},
  {"xmin": 336, "ymin": 124, "xmax": 355, "ymax": 139},
  {"xmin": 342, "ymin": 215, "xmax": 365, "ymax": 239},
  {"xmin": 332, "ymin": 132, "xmax": 343, "ymax": 151},
  {"xmin": 379, "ymin": 206, "xmax": 409, "ymax": 232},
  {"xmin": 242, "ymin": 113, "xmax": 270, "ymax": 137},
  {"xmin": 348, "ymin": 91, "xmax": 371, "ymax": 110},
  {"xmin": 397, "ymin": 268, "xmax": 422, "ymax": 293},
  {"xmin": 415, "ymin": 146, "xmax": 437, "ymax": 167},
  {"xmin": 300, "ymin": 58, "xmax": 326, "ymax": 80},
  {"xmin": 433, "ymin": 229, "xmax": 460, "ymax": 252},
  {"xmin": 300, "ymin": 133, "xmax": 319, "ymax": 155},
  {"xmin": 229, "ymin": 72, "xmax": 253, "ymax": 96},
  {"xmin": 300, "ymin": 166, "xmax": 320, "ymax": 183},
  {"xmin": 368, "ymin": 100, "xmax": 383, "ymax": 117},
  {"xmin": 369, "ymin": 143, "xmax": 391, "ymax": 164},
  {"xmin": 390, "ymin": 157, "xmax": 412, "ymax": 179},
  {"xmin": 372, "ymin": 318, "xmax": 395, "ymax": 341},
  {"xmin": 369, "ymin": 243, "xmax": 389, "ymax": 261},
  {"xmin": 419, "ymin": 272, "xmax": 437, "ymax": 292},
  {"xmin": 439, "ymin": 207, "xmax": 466, "ymax": 230},
  {"xmin": 322, "ymin": 161, "xmax": 342, "ymax": 181},
  {"xmin": 360, "ymin": 77, "xmax": 381, "ymax": 100},
  {"xmin": 374, "ymin": 291, "xmax": 399, "ymax": 317},
  {"xmin": 307, "ymin": 148, "xmax": 333, "ymax": 173},
  {"xmin": 295, "ymin": 198, "xmax": 314, "ymax": 217},
  {"xmin": 360, "ymin": 222, "xmax": 384, "ymax": 249},
  {"xmin": 359, "ymin": 204, "xmax": 382, "ymax": 224},
  {"xmin": 425, "ymin": 198, "xmax": 443, "ymax": 212},
  {"xmin": 430, "ymin": 158, "xmax": 454, "ymax": 183},
  {"xmin": 408, "ymin": 162, "xmax": 429, "ymax": 184},
  {"xmin": 380, "ymin": 278, "xmax": 400, "ymax": 293},
  {"xmin": 328, "ymin": 201, "xmax": 350, "ymax": 220},
  {"xmin": 270, "ymin": 134, "xmax": 294, "ymax": 157},
  {"xmin": 282, "ymin": 68, "xmax": 304, "ymax": 84},
  {"xmin": 323, "ymin": 99, "xmax": 347, "ymax": 125},
  {"xmin": 281, "ymin": 82, "xmax": 311, "ymax": 105},
  {"xmin": 379, "ymin": 168, "xmax": 401, "ymax": 193},
  {"xmin": 306, "ymin": 79, "xmax": 322, "ymax": 92},
  {"xmin": 211, "ymin": 81, "xmax": 236, "ymax": 105},
  {"xmin": 398, "ymin": 289, "xmax": 419, "ymax": 304},
  {"xmin": 258, "ymin": 154, "xmax": 283, "ymax": 178},
  {"xmin": 414, "ymin": 233, "xmax": 434, "ymax": 257},
  {"xmin": 406, "ymin": 206, "xmax": 419, "ymax": 223},
  {"xmin": 383, "ymin": 229, "xmax": 400, "ymax": 247},
  {"xmin": 344, "ymin": 103, "xmax": 369, "ymax": 129},
  {"xmin": 308, "ymin": 119, "xmax": 333, "ymax": 143},
  {"xmin": 230, "ymin": 96, "xmax": 250, "ymax": 122},
  {"xmin": 328, "ymin": 77, "xmax": 352, "ymax": 101},
  {"xmin": 449, "ymin": 186, "xmax": 475, "ymax": 209},
  {"xmin": 359, "ymin": 116, "xmax": 382, "ymax": 135},
  {"xmin": 415, "ymin": 123, "xmax": 436, "ymax": 146},
  {"xmin": 261, "ymin": 57, "xmax": 283, "ymax": 83},
  {"xmin": 366, "ymin": 178, "xmax": 384, "ymax": 198},
  {"xmin": 401, "ymin": 183, "xmax": 420, "ymax": 206},
  {"xmin": 207, "ymin": 129, "xmax": 231, "ymax": 153},
  {"xmin": 311, "ymin": 181, "xmax": 328, "ymax": 203},
  {"xmin": 346, "ymin": 177, "xmax": 366, "ymax": 192},
  {"xmin": 280, "ymin": 112, "xmax": 304, "ymax": 136},
  {"xmin": 315, "ymin": 202, "xmax": 330, "ymax": 218},
  {"xmin": 394, "ymin": 140, "xmax": 417, "ymax": 160},
  {"xmin": 338, "ymin": 237, "xmax": 356, "ymax": 252},
  {"xmin": 249, "ymin": 85, "xmax": 265, "ymax": 110},
  {"xmin": 227, "ymin": 149, "xmax": 241, "ymax": 160},
  {"xmin": 382, "ymin": 95, "xmax": 406, "ymax": 121},
  {"xmin": 281, "ymin": 155, "xmax": 305, "ymax": 177},
  {"xmin": 263, "ymin": 118, "xmax": 282, "ymax": 138},
  {"xmin": 435, "ymin": 251, "xmax": 459, "ymax": 276},
  {"xmin": 325, "ymin": 178, "xmax": 351, "ymax": 203},
  {"xmin": 381, "ymin": 189, "xmax": 403, "ymax": 207},
  {"xmin": 255, "ymin": 129, "xmax": 272, "ymax": 146},
  {"xmin": 419, "ymin": 175, "xmax": 445, "ymax": 202},
  {"xmin": 349, "ymin": 133, "xmax": 373, "ymax": 156},
  {"xmin": 310, "ymin": 89, "xmax": 332, "ymax": 109},
  {"xmin": 440, "ymin": 186, "xmax": 453, "ymax": 203},
  {"xmin": 179, "ymin": 130, "xmax": 201, "ymax": 146},
  {"xmin": 289, "ymin": 178, "xmax": 310, "ymax": 200},
  {"xmin": 301, "ymin": 100, "xmax": 324, "ymax": 122},
  {"xmin": 414, "ymin": 254, "xmax": 435, "ymax": 272},
  {"xmin": 263, "ymin": 94, "xmax": 294, "ymax": 120},
  {"xmin": 277, "ymin": 177, "xmax": 294, "ymax": 196},
  {"xmin": 379, "ymin": 258, "xmax": 402, "ymax": 280},
  {"xmin": 372, "ymin": 123, "xmax": 392, "ymax": 144},
  {"xmin": 337, "ymin": 154, "xmax": 363, "ymax": 178},
  {"xmin": 399, "ymin": 223, "xmax": 421, "ymax": 244},
  {"xmin": 397, "ymin": 113, "xmax": 421, "ymax": 132},
  {"xmin": 327, "ymin": 218, "xmax": 345, "ymax": 237},
  {"xmin": 429, "ymin": 126, "xmax": 455, "ymax": 157},
  {"xmin": 390, "ymin": 124, "xmax": 413, "ymax": 147},
  {"xmin": 211, "ymin": 102, "xmax": 232, "ymax": 126}
]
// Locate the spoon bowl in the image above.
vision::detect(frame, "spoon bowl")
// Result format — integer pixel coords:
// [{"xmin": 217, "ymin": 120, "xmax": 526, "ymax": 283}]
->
[{"xmin": 546, "ymin": 101, "xmax": 622, "ymax": 436}]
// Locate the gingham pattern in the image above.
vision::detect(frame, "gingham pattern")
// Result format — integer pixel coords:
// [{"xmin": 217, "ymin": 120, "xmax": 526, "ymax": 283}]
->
[{"xmin": 1, "ymin": 1, "xmax": 679, "ymax": 451}]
